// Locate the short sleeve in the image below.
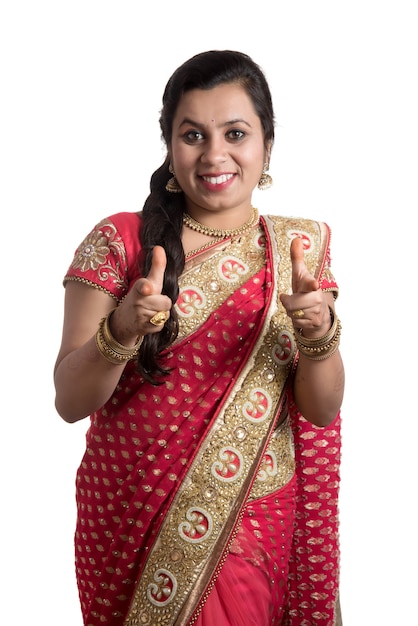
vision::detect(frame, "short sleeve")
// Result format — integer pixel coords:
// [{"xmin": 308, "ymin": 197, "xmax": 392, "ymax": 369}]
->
[{"xmin": 64, "ymin": 212, "xmax": 142, "ymax": 301}]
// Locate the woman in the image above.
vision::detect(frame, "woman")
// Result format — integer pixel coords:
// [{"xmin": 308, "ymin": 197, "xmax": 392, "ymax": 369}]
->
[{"xmin": 54, "ymin": 50, "xmax": 344, "ymax": 626}]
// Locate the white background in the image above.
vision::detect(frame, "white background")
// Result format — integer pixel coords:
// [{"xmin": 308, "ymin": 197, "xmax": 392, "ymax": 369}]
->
[{"xmin": 1, "ymin": 1, "xmax": 417, "ymax": 624}]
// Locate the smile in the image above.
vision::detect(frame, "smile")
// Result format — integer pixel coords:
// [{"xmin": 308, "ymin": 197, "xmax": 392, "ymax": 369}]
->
[{"xmin": 201, "ymin": 173, "xmax": 234, "ymax": 185}]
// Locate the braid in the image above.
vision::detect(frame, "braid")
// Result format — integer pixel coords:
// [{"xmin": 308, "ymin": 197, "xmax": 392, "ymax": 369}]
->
[{"xmin": 137, "ymin": 158, "xmax": 185, "ymax": 383}]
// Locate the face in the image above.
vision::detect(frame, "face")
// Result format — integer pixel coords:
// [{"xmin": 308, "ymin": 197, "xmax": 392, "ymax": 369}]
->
[{"xmin": 169, "ymin": 83, "xmax": 268, "ymax": 219}]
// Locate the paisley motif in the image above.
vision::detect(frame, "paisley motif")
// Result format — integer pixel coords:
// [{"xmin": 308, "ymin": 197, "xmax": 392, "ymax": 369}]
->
[
  {"xmin": 217, "ymin": 255, "xmax": 249, "ymax": 282},
  {"xmin": 211, "ymin": 446, "xmax": 244, "ymax": 482},
  {"xmin": 286, "ymin": 228, "xmax": 313, "ymax": 253},
  {"xmin": 272, "ymin": 330, "xmax": 295, "ymax": 365},
  {"xmin": 177, "ymin": 286, "xmax": 206, "ymax": 317},
  {"xmin": 178, "ymin": 507, "xmax": 213, "ymax": 543},
  {"xmin": 146, "ymin": 568, "xmax": 177, "ymax": 607},
  {"xmin": 242, "ymin": 387, "xmax": 272, "ymax": 423},
  {"xmin": 256, "ymin": 450, "xmax": 278, "ymax": 482}
]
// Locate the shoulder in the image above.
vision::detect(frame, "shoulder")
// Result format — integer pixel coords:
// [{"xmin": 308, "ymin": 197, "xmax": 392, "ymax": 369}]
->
[
  {"xmin": 83, "ymin": 211, "xmax": 143, "ymax": 273},
  {"xmin": 262, "ymin": 213, "xmax": 329, "ymax": 231},
  {"xmin": 261, "ymin": 214, "xmax": 331, "ymax": 245},
  {"xmin": 261, "ymin": 214, "xmax": 336, "ymax": 288},
  {"xmin": 106, "ymin": 211, "xmax": 142, "ymax": 230},
  {"xmin": 64, "ymin": 211, "xmax": 143, "ymax": 300},
  {"xmin": 103, "ymin": 211, "xmax": 143, "ymax": 261}
]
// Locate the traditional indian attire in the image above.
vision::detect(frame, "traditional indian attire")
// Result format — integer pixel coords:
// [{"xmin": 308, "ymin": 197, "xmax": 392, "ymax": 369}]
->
[{"xmin": 64, "ymin": 211, "xmax": 342, "ymax": 626}]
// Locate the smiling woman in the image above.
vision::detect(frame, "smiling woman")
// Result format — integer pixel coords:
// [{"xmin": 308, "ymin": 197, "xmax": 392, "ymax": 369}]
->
[
  {"xmin": 54, "ymin": 50, "xmax": 344, "ymax": 626},
  {"xmin": 169, "ymin": 83, "xmax": 267, "ymax": 223}
]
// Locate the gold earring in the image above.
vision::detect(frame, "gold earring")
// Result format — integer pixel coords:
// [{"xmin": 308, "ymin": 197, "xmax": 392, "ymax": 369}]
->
[
  {"xmin": 165, "ymin": 164, "xmax": 183, "ymax": 193},
  {"xmin": 258, "ymin": 163, "xmax": 273, "ymax": 190}
]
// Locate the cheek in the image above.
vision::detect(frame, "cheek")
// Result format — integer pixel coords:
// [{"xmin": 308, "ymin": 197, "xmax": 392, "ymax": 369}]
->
[
  {"xmin": 172, "ymin": 150, "xmax": 194, "ymax": 175},
  {"xmin": 242, "ymin": 142, "xmax": 265, "ymax": 167},
  {"xmin": 245, "ymin": 151, "xmax": 265, "ymax": 179}
]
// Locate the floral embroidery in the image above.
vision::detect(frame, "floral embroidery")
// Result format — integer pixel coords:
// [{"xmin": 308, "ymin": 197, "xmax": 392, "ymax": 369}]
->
[
  {"xmin": 72, "ymin": 231, "xmax": 111, "ymax": 272},
  {"xmin": 70, "ymin": 219, "xmax": 129, "ymax": 294}
]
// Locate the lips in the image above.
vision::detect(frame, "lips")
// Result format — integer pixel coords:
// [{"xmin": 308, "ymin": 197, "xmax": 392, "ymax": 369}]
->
[{"xmin": 201, "ymin": 173, "xmax": 234, "ymax": 185}]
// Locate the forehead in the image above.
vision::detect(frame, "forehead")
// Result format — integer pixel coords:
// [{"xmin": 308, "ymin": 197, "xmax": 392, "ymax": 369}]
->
[{"xmin": 173, "ymin": 83, "xmax": 260, "ymax": 125}]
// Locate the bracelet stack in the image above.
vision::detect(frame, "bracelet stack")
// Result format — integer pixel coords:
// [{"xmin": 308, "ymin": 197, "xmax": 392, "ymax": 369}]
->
[
  {"xmin": 95, "ymin": 309, "xmax": 143, "ymax": 365},
  {"xmin": 295, "ymin": 307, "xmax": 342, "ymax": 361}
]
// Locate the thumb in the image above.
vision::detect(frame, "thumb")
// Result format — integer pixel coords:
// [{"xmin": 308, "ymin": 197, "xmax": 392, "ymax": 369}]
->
[
  {"xmin": 142, "ymin": 245, "xmax": 167, "ymax": 295},
  {"xmin": 290, "ymin": 236, "xmax": 318, "ymax": 293}
]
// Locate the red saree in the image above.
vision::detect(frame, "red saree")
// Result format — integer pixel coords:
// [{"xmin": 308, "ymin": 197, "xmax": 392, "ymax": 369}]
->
[{"xmin": 64, "ymin": 211, "xmax": 342, "ymax": 626}]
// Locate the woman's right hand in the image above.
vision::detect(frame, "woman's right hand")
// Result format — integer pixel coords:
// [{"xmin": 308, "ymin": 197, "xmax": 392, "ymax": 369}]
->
[
  {"xmin": 54, "ymin": 246, "xmax": 172, "ymax": 423},
  {"xmin": 109, "ymin": 246, "xmax": 172, "ymax": 346}
]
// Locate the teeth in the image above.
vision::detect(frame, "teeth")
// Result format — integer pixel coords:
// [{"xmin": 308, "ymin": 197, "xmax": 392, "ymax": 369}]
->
[{"xmin": 202, "ymin": 174, "xmax": 233, "ymax": 185}]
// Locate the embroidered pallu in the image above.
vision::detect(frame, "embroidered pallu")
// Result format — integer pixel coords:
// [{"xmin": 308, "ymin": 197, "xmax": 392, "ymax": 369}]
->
[{"xmin": 64, "ymin": 212, "xmax": 341, "ymax": 625}]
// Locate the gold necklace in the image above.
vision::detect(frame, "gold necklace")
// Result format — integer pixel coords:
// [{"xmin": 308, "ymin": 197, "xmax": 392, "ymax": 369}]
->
[{"xmin": 183, "ymin": 206, "xmax": 259, "ymax": 238}]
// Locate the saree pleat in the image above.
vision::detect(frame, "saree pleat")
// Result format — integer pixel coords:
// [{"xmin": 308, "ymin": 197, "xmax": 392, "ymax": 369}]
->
[{"xmin": 195, "ymin": 477, "xmax": 297, "ymax": 626}]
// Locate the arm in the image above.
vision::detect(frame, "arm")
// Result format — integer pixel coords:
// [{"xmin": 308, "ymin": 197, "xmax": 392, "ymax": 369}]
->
[
  {"xmin": 280, "ymin": 237, "xmax": 345, "ymax": 427},
  {"xmin": 54, "ymin": 246, "xmax": 172, "ymax": 423}
]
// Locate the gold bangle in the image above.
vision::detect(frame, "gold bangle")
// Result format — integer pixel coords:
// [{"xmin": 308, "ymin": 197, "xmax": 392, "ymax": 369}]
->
[
  {"xmin": 296, "ymin": 307, "xmax": 338, "ymax": 346},
  {"xmin": 95, "ymin": 328, "xmax": 125, "ymax": 364},
  {"xmin": 296, "ymin": 334, "xmax": 341, "ymax": 361},
  {"xmin": 95, "ymin": 309, "xmax": 143, "ymax": 364},
  {"xmin": 296, "ymin": 308, "xmax": 342, "ymax": 361}
]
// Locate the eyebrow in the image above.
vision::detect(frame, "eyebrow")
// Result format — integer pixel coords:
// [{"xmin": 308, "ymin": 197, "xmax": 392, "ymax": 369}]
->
[{"xmin": 178, "ymin": 117, "xmax": 252, "ymax": 129}]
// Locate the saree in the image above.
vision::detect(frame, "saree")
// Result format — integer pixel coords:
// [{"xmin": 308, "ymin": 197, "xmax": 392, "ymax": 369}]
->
[{"xmin": 64, "ymin": 211, "xmax": 342, "ymax": 626}]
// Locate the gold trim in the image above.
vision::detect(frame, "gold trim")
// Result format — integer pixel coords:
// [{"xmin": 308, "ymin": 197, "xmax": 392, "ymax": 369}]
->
[{"xmin": 63, "ymin": 276, "xmax": 120, "ymax": 302}]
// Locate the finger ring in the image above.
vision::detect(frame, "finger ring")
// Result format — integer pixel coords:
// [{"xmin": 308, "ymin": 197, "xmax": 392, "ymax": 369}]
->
[
  {"xmin": 292, "ymin": 309, "xmax": 305, "ymax": 319},
  {"xmin": 149, "ymin": 311, "xmax": 167, "ymax": 326}
]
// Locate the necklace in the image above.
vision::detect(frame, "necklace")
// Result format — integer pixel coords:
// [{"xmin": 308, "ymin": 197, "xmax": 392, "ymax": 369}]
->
[{"xmin": 183, "ymin": 206, "xmax": 259, "ymax": 238}]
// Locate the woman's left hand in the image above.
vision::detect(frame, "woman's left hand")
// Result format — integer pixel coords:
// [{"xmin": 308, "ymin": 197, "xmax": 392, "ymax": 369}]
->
[{"xmin": 279, "ymin": 236, "xmax": 332, "ymax": 338}]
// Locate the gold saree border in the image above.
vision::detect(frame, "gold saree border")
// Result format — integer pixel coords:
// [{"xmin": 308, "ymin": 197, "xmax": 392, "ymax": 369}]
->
[{"xmin": 123, "ymin": 216, "xmax": 326, "ymax": 626}]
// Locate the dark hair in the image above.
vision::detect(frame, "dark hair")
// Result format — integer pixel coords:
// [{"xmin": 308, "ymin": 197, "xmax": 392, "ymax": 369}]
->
[{"xmin": 138, "ymin": 50, "xmax": 275, "ymax": 383}]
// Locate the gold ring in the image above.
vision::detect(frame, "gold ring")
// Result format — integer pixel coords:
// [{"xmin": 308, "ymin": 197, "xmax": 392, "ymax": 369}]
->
[
  {"xmin": 149, "ymin": 311, "xmax": 167, "ymax": 326},
  {"xmin": 292, "ymin": 309, "xmax": 305, "ymax": 319}
]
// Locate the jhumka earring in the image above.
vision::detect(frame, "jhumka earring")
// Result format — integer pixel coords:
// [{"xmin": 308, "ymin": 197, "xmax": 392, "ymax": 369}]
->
[
  {"xmin": 165, "ymin": 164, "xmax": 183, "ymax": 193},
  {"xmin": 257, "ymin": 163, "xmax": 273, "ymax": 190}
]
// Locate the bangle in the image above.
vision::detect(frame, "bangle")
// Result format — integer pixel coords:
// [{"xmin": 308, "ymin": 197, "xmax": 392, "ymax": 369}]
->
[
  {"xmin": 95, "ymin": 309, "xmax": 143, "ymax": 365},
  {"xmin": 295, "ymin": 307, "xmax": 342, "ymax": 361}
]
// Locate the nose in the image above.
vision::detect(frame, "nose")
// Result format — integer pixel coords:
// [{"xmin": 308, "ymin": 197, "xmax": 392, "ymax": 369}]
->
[{"xmin": 200, "ymin": 136, "xmax": 227, "ymax": 165}]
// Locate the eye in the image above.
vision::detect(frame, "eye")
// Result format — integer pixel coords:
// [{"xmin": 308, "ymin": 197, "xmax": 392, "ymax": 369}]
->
[
  {"xmin": 226, "ymin": 129, "xmax": 246, "ymax": 141},
  {"xmin": 184, "ymin": 130, "xmax": 204, "ymax": 143}
]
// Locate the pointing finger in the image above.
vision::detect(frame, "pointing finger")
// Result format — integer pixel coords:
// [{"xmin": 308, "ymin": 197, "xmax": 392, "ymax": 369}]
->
[
  {"xmin": 290, "ymin": 237, "xmax": 319, "ymax": 293},
  {"xmin": 140, "ymin": 246, "xmax": 167, "ymax": 296}
]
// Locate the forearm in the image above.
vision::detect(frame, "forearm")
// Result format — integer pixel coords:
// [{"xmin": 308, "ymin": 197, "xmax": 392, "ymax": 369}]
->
[
  {"xmin": 54, "ymin": 269, "xmax": 171, "ymax": 423},
  {"xmin": 54, "ymin": 335, "xmax": 126, "ymax": 423},
  {"xmin": 293, "ymin": 349, "xmax": 345, "ymax": 426}
]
